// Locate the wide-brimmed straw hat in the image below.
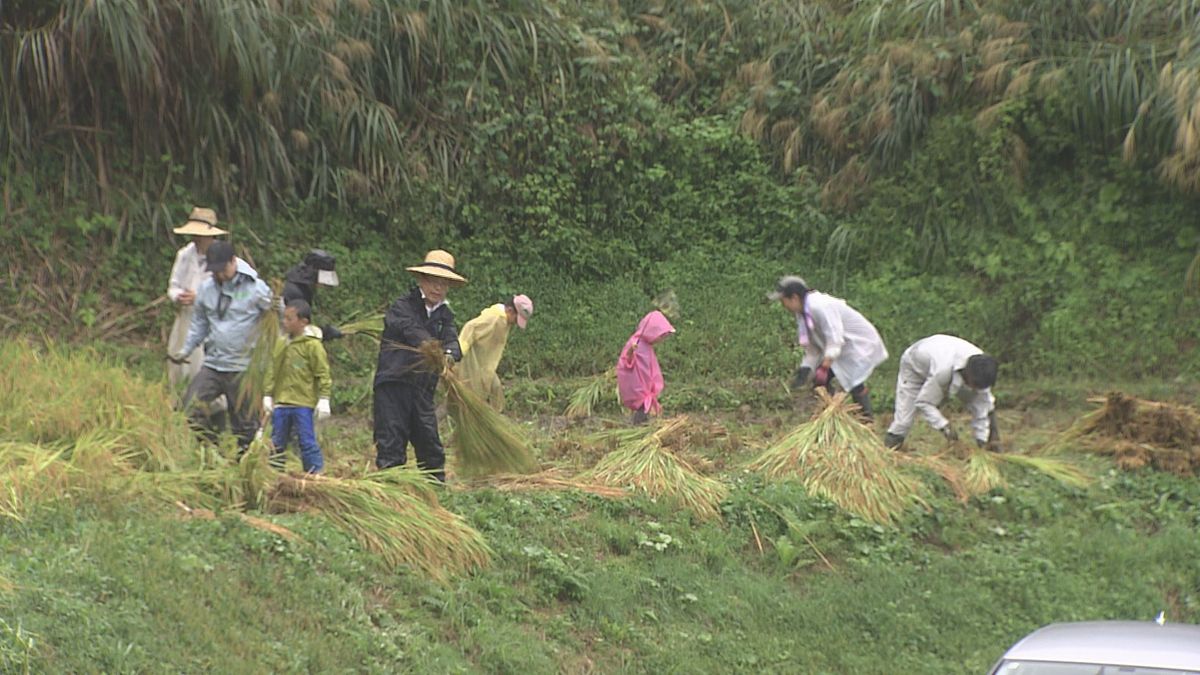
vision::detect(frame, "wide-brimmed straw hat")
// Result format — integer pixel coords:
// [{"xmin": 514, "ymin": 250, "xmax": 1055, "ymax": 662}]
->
[
  {"xmin": 407, "ymin": 249, "xmax": 467, "ymax": 286},
  {"xmin": 173, "ymin": 207, "xmax": 228, "ymax": 237}
]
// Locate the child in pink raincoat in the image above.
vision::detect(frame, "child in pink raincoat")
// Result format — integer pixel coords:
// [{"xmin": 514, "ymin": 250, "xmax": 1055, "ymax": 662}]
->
[{"xmin": 616, "ymin": 310, "xmax": 676, "ymax": 424}]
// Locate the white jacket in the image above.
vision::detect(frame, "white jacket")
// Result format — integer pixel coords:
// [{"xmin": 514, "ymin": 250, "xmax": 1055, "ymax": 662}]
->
[
  {"xmin": 798, "ymin": 291, "xmax": 888, "ymax": 390},
  {"xmin": 887, "ymin": 334, "xmax": 994, "ymax": 442},
  {"xmin": 166, "ymin": 243, "xmax": 209, "ymax": 387}
]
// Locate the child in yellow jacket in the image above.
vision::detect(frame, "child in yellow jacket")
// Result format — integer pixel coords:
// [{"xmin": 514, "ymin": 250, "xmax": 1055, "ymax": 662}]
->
[{"xmin": 262, "ymin": 300, "xmax": 332, "ymax": 472}]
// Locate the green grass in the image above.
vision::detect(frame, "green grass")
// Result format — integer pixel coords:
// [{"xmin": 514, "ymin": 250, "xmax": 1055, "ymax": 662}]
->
[
  {"xmin": 1, "ymin": 462, "xmax": 1198, "ymax": 673},
  {"xmin": 2, "ymin": 341, "xmax": 1199, "ymax": 672}
]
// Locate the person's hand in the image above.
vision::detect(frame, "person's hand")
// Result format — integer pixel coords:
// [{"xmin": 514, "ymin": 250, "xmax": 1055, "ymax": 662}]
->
[
  {"xmin": 941, "ymin": 425, "xmax": 959, "ymax": 442},
  {"xmin": 321, "ymin": 324, "xmax": 344, "ymax": 341},
  {"xmin": 316, "ymin": 398, "xmax": 331, "ymax": 421},
  {"xmin": 444, "ymin": 349, "xmax": 457, "ymax": 366},
  {"xmin": 177, "ymin": 289, "xmax": 195, "ymax": 306},
  {"xmin": 165, "ymin": 352, "xmax": 189, "ymax": 365},
  {"xmin": 790, "ymin": 366, "xmax": 812, "ymax": 390},
  {"xmin": 262, "ymin": 396, "xmax": 273, "ymax": 414},
  {"xmin": 813, "ymin": 365, "xmax": 831, "ymax": 387}
]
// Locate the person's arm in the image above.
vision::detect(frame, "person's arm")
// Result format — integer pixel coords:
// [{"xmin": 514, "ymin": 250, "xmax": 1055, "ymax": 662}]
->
[
  {"xmin": 968, "ymin": 389, "xmax": 996, "ymax": 444},
  {"xmin": 254, "ymin": 278, "xmax": 274, "ymax": 313},
  {"xmin": 178, "ymin": 294, "xmax": 211, "ymax": 356},
  {"xmin": 167, "ymin": 250, "xmax": 188, "ymax": 303},
  {"xmin": 312, "ymin": 342, "xmax": 333, "ymax": 401},
  {"xmin": 441, "ymin": 312, "xmax": 462, "ymax": 362},
  {"xmin": 810, "ymin": 305, "xmax": 845, "ymax": 366},
  {"xmin": 263, "ymin": 340, "xmax": 283, "ymax": 399}
]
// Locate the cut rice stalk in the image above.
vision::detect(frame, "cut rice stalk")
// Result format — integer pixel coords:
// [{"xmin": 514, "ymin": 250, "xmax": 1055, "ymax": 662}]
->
[
  {"xmin": 582, "ymin": 416, "xmax": 728, "ymax": 519},
  {"xmin": 338, "ymin": 313, "xmax": 385, "ymax": 341},
  {"xmin": 995, "ymin": 453, "xmax": 1092, "ymax": 489},
  {"xmin": 962, "ymin": 448, "xmax": 1006, "ymax": 496},
  {"xmin": 564, "ymin": 371, "xmax": 618, "ymax": 419},
  {"xmin": 464, "ymin": 468, "xmax": 629, "ymax": 499},
  {"xmin": 746, "ymin": 391, "xmax": 924, "ymax": 524},
  {"xmin": 406, "ymin": 340, "xmax": 537, "ymax": 477},
  {"xmin": 270, "ymin": 470, "xmax": 491, "ymax": 581}
]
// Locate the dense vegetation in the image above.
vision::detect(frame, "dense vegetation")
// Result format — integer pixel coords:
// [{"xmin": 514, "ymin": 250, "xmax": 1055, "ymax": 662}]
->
[
  {"xmin": 3, "ymin": 3, "xmax": 1200, "ymax": 672},
  {"xmin": 2, "ymin": 0, "xmax": 1198, "ymax": 384}
]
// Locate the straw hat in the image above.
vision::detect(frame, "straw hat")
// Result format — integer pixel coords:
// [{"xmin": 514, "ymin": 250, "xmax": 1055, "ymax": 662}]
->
[
  {"xmin": 407, "ymin": 249, "xmax": 467, "ymax": 286},
  {"xmin": 173, "ymin": 207, "xmax": 228, "ymax": 237}
]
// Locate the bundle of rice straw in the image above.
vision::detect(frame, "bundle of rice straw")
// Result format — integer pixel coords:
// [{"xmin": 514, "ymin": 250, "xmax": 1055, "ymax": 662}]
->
[
  {"xmin": 412, "ymin": 341, "xmax": 538, "ymax": 477},
  {"xmin": 463, "ymin": 467, "xmax": 628, "ymax": 499},
  {"xmin": 746, "ymin": 391, "xmax": 923, "ymax": 524},
  {"xmin": 581, "ymin": 416, "xmax": 728, "ymax": 519},
  {"xmin": 1050, "ymin": 392, "xmax": 1200, "ymax": 476},
  {"xmin": 564, "ymin": 371, "xmax": 618, "ymax": 419},
  {"xmin": 238, "ymin": 280, "xmax": 283, "ymax": 412},
  {"xmin": 337, "ymin": 313, "xmax": 385, "ymax": 341},
  {"xmin": 271, "ymin": 470, "xmax": 491, "ymax": 581}
]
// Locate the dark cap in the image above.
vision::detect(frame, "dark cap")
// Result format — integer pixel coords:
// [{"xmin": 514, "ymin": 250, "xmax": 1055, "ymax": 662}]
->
[
  {"xmin": 205, "ymin": 240, "xmax": 236, "ymax": 272},
  {"xmin": 766, "ymin": 275, "xmax": 809, "ymax": 301},
  {"xmin": 303, "ymin": 249, "xmax": 336, "ymax": 271}
]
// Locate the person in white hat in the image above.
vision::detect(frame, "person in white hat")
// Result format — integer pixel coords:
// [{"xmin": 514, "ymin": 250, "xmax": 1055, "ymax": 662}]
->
[
  {"xmin": 456, "ymin": 294, "xmax": 534, "ymax": 411},
  {"xmin": 166, "ymin": 207, "xmax": 228, "ymax": 393},
  {"xmin": 373, "ymin": 249, "xmax": 467, "ymax": 482},
  {"xmin": 768, "ymin": 275, "xmax": 888, "ymax": 420}
]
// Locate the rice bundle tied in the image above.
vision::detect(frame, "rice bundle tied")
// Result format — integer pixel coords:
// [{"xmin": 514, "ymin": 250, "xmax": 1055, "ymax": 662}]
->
[{"xmin": 746, "ymin": 391, "xmax": 924, "ymax": 524}]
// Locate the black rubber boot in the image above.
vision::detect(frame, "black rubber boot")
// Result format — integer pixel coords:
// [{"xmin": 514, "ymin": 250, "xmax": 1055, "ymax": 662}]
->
[
  {"xmin": 883, "ymin": 432, "xmax": 905, "ymax": 449},
  {"xmin": 849, "ymin": 384, "xmax": 874, "ymax": 421}
]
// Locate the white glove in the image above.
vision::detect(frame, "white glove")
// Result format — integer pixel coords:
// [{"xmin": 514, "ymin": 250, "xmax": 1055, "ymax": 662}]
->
[
  {"xmin": 262, "ymin": 396, "xmax": 273, "ymax": 413},
  {"xmin": 316, "ymin": 398, "xmax": 331, "ymax": 421}
]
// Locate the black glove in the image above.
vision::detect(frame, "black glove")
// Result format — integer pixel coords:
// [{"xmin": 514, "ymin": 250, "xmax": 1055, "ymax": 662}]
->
[
  {"xmin": 987, "ymin": 410, "xmax": 1000, "ymax": 443},
  {"xmin": 321, "ymin": 324, "xmax": 344, "ymax": 341},
  {"xmin": 883, "ymin": 432, "xmax": 905, "ymax": 449},
  {"xmin": 165, "ymin": 352, "xmax": 189, "ymax": 365},
  {"xmin": 790, "ymin": 366, "xmax": 812, "ymax": 390},
  {"xmin": 940, "ymin": 425, "xmax": 959, "ymax": 442}
]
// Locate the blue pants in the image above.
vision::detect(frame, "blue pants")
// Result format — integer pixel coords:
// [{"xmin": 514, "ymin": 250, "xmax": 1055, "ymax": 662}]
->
[{"xmin": 271, "ymin": 406, "xmax": 324, "ymax": 473}]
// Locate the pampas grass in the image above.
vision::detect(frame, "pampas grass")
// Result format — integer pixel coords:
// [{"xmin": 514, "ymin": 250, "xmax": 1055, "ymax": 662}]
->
[
  {"xmin": 747, "ymin": 391, "xmax": 923, "ymax": 524},
  {"xmin": 564, "ymin": 371, "xmax": 618, "ymax": 419},
  {"xmin": 582, "ymin": 416, "xmax": 728, "ymax": 519},
  {"xmin": 271, "ymin": 470, "xmax": 492, "ymax": 581}
]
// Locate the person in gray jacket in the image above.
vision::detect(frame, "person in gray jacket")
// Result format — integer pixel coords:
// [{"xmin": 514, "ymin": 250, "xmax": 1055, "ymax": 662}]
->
[
  {"xmin": 883, "ymin": 334, "xmax": 1000, "ymax": 450},
  {"xmin": 170, "ymin": 240, "xmax": 274, "ymax": 449}
]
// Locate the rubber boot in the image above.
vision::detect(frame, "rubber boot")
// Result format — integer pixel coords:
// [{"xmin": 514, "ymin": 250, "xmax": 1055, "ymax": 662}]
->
[{"xmin": 849, "ymin": 384, "xmax": 874, "ymax": 421}]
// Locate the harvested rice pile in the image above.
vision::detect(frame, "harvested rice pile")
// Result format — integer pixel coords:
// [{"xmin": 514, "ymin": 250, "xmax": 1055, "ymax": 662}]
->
[
  {"xmin": 1058, "ymin": 392, "xmax": 1200, "ymax": 476},
  {"xmin": 582, "ymin": 416, "xmax": 729, "ymax": 519},
  {"xmin": 747, "ymin": 391, "xmax": 924, "ymax": 524}
]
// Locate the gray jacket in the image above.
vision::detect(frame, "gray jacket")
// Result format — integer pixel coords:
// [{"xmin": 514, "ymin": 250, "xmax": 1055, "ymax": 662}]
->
[{"xmin": 181, "ymin": 259, "xmax": 273, "ymax": 372}]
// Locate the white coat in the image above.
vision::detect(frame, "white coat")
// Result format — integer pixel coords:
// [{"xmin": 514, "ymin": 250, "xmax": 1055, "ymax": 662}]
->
[
  {"xmin": 798, "ymin": 291, "xmax": 888, "ymax": 390},
  {"xmin": 887, "ymin": 334, "xmax": 994, "ymax": 442},
  {"xmin": 167, "ymin": 242, "xmax": 209, "ymax": 388}
]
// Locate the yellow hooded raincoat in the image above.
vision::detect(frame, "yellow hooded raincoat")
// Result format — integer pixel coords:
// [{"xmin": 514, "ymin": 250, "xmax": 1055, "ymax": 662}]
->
[{"xmin": 457, "ymin": 304, "xmax": 512, "ymax": 410}]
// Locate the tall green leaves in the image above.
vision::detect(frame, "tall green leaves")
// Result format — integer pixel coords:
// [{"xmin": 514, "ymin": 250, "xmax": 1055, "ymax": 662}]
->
[{"xmin": 0, "ymin": 0, "xmax": 578, "ymax": 219}]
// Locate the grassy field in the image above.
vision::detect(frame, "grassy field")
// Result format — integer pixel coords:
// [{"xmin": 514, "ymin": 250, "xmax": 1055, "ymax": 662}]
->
[{"xmin": 1, "ymin": 342, "xmax": 1198, "ymax": 674}]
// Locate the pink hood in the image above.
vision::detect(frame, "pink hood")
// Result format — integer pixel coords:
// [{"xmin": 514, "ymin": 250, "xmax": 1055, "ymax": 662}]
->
[{"xmin": 616, "ymin": 311, "xmax": 675, "ymax": 414}]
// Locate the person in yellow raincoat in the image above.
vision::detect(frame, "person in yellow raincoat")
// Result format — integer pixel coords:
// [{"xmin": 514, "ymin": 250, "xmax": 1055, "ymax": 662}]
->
[{"xmin": 456, "ymin": 295, "xmax": 534, "ymax": 411}]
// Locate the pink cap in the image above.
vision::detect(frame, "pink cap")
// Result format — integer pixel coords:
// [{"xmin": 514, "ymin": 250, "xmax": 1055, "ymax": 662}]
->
[{"xmin": 513, "ymin": 294, "xmax": 533, "ymax": 329}]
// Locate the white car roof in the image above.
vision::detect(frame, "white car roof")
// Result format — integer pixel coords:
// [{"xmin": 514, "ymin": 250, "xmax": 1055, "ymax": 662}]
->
[{"xmin": 1000, "ymin": 621, "xmax": 1200, "ymax": 671}]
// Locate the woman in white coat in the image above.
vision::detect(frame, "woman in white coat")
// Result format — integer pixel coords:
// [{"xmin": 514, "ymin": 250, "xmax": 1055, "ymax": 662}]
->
[
  {"xmin": 166, "ymin": 207, "xmax": 227, "ymax": 393},
  {"xmin": 769, "ymin": 276, "xmax": 888, "ymax": 420}
]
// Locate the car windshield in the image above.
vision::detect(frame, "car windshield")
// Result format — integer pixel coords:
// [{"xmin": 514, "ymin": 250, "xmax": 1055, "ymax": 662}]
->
[{"xmin": 996, "ymin": 661, "xmax": 1200, "ymax": 675}]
